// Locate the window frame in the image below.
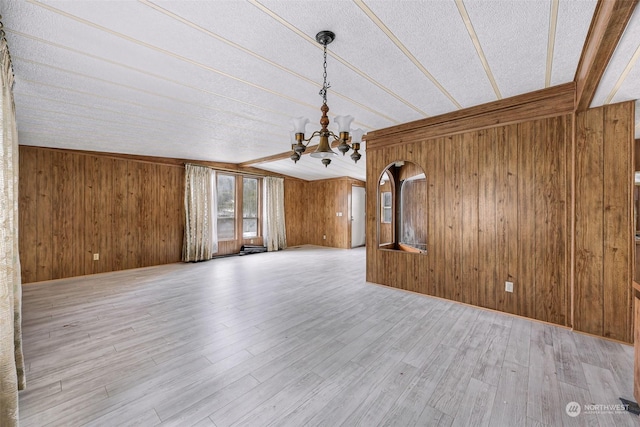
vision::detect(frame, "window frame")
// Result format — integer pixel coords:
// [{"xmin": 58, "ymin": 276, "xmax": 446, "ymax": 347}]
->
[
  {"xmin": 216, "ymin": 173, "xmax": 263, "ymax": 242},
  {"xmin": 216, "ymin": 173, "xmax": 237, "ymax": 241},
  {"xmin": 242, "ymin": 177, "xmax": 260, "ymax": 239},
  {"xmin": 381, "ymin": 191, "xmax": 392, "ymax": 224}
]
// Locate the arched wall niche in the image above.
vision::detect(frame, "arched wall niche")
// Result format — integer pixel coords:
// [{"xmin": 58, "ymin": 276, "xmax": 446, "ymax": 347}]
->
[{"xmin": 377, "ymin": 160, "xmax": 427, "ymax": 254}]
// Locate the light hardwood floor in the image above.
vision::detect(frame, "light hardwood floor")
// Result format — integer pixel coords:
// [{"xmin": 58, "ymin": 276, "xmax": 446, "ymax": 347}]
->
[{"xmin": 18, "ymin": 246, "xmax": 640, "ymax": 426}]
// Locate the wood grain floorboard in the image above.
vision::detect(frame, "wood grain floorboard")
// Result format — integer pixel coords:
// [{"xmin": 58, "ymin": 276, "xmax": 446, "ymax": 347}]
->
[{"xmin": 18, "ymin": 246, "xmax": 640, "ymax": 426}]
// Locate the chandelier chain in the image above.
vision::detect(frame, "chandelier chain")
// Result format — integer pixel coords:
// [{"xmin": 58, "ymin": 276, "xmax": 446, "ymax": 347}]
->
[{"xmin": 319, "ymin": 43, "xmax": 331, "ymax": 104}]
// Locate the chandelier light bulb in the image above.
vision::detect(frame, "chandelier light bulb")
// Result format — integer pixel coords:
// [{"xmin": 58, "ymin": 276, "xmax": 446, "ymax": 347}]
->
[
  {"xmin": 334, "ymin": 115, "xmax": 354, "ymax": 133},
  {"xmin": 291, "ymin": 117, "xmax": 309, "ymax": 135}
]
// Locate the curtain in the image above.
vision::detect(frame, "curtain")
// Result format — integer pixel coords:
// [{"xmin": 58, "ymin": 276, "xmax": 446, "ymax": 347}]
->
[
  {"xmin": 0, "ymin": 34, "xmax": 25, "ymax": 426},
  {"xmin": 263, "ymin": 176, "xmax": 286, "ymax": 251},
  {"xmin": 182, "ymin": 164, "xmax": 218, "ymax": 262}
]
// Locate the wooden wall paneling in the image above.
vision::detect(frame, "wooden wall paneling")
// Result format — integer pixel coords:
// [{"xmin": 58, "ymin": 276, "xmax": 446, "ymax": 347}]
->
[
  {"xmin": 95, "ymin": 156, "xmax": 114, "ymax": 274},
  {"xmin": 532, "ymin": 118, "xmax": 563, "ymax": 324},
  {"xmin": 478, "ymin": 129, "xmax": 497, "ymax": 310},
  {"xmin": 460, "ymin": 132, "xmax": 479, "ymax": 306},
  {"xmin": 329, "ymin": 180, "xmax": 339, "ymax": 248},
  {"xmin": 320, "ymin": 180, "xmax": 330, "ymax": 247},
  {"xmin": 574, "ymin": 107, "xmax": 605, "ymax": 336},
  {"xmin": 139, "ymin": 163, "xmax": 155, "ymax": 267},
  {"xmin": 550, "ymin": 116, "xmax": 568, "ymax": 326},
  {"xmin": 126, "ymin": 161, "xmax": 143, "ymax": 270},
  {"xmin": 517, "ymin": 121, "xmax": 536, "ymax": 320},
  {"xmin": 83, "ymin": 155, "xmax": 95, "ymax": 275},
  {"xmin": 112, "ymin": 158, "xmax": 128, "ymax": 271},
  {"xmin": 566, "ymin": 115, "xmax": 575, "ymax": 328},
  {"xmin": 19, "ymin": 146, "xmax": 38, "ymax": 284},
  {"xmin": 52, "ymin": 151, "xmax": 75, "ymax": 279},
  {"xmin": 157, "ymin": 165, "xmax": 169, "ymax": 264},
  {"xmin": 299, "ymin": 178, "xmax": 311, "ymax": 247},
  {"xmin": 284, "ymin": 178, "xmax": 306, "ymax": 247},
  {"xmin": 428, "ymin": 138, "xmax": 445, "ymax": 298},
  {"xmin": 416, "ymin": 142, "xmax": 430, "ymax": 293},
  {"xmin": 366, "ymin": 153, "xmax": 378, "ymax": 284},
  {"xmin": 169, "ymin": 166, "xmax": 184, "ymax": 262},
  {"xmin": 532, "ymin": 118, "xmax": 548, "ymax": 322},
  {"xmin": 443, "ymin": 134, "xmax": 462, "ymax": 302},
  {"xmin": 153, "ymin": 164, "xmax": 163, "ymax": 264},
  {"xmin": 35, "ymin": 149, "xmax": 53, "ymax": 282},
  {"xmin": 308, "ymin": 181, "xmax": 322, "ymax": 246},
  {"xmin": 72, "ymin": 152, "xmax": 86, "ymax": 279},
  {"xmin": 505, "ymin": 123, "xmax": 520, "ymax": 315},
  {"xmin": 493, "ymin": 126, "xmax": 506, "ymax": 312},
  {"xmin": 494, "ymin": 124, "xmax": 515, "ymax": 314},
  {"xmin": 19, "ymin": 147, "xmax": 188, "ymax": 282},
  {"xmin": 335, "ymin": 178, "xmax": 348, "ymax": 249},
  {"xmin": 602, "ymin": 102, "xmax": 632, "ymax": 341}
]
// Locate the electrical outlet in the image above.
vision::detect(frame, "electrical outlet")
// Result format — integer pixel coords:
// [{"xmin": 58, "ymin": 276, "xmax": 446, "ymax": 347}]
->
[
  {"xmin": 505, "ymin": 281, "xmax": 513, "ymax": 292},
  {"xmin": 93, "ymin": 253, "xmax": 99, "ymax": 261}
]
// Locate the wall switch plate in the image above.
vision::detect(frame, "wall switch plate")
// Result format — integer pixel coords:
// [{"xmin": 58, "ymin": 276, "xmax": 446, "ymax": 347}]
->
[
  {"xmin": 505, "ymin": 281, "xmax": 513, "ymax": 292},
  {"xmin": 323, "ymin": 235, "xmax": 326, "ymax": 240},
  {"xmin": 93, "ymin": 253, "xmax": 99, "ymax": 261}
]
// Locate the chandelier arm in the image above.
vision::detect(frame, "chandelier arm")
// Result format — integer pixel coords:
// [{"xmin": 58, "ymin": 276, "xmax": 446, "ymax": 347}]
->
[
  {"xmin": 302, "ymin": 130, "xmax": 323, "ymax": 143},
  {"xmin": 328, "ymin": 131, "xmax": 342, "ymax": 142}
]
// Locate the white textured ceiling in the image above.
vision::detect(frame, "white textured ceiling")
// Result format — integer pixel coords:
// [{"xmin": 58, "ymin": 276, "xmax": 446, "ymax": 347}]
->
[{"xmin": 1, "ymin": 0, "xmax": 638, "ymax": 181}]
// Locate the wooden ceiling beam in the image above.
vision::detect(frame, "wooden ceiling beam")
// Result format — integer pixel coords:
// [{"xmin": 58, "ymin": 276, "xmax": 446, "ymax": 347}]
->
[
  {"xmin": 574, "ymin": 0, "xmax": 638, "ymax": 112},
  {"xmin": 240, "ymin": 138, "xmax": 349, "ymax": 167}
]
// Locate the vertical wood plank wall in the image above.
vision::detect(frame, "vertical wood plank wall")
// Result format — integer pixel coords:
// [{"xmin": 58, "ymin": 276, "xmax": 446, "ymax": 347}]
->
[
  {"xmin": 574, "ymin": 102, "xmax": 634, "ymax": 341},
  {"xmin": 367, "ymin": 116, "xmax": 571, "ymax": 327},
  {"xmin": 365, "ymin": 100, "xmax": 635, "ymax": 342},
  {"xmin": 284, "ymin": 177, "xmax": 365, "ymax": 249},
  {"xmin": 19, "ymin": 146, "xmax": 184, "ymax": 283},
  {"xmin": 19, "ymin": 146, "xmax": 360, "ymax": 282}
]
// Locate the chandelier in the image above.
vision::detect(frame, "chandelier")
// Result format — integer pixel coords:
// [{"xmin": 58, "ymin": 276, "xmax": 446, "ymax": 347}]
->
[{"xmin": 289, "ymin": 30, "xmax": 364, "ymax": 167}]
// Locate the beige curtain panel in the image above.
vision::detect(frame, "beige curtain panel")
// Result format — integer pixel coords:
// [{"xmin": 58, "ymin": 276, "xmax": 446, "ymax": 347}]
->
[
  {"xmin": 183, "ymin": 164, "xmax": 218, "ymax": 262},
  {"xmin": 264, "ymin": 176, "xmax": 287, "ymax": 252},
  {"xmin": 0, "ymin": 34, "xmax": 25, "ymax": 427}
]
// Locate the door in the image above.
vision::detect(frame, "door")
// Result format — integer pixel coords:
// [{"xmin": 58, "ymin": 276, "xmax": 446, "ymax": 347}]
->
[{"xmin": 351, "ymin": 186, "xmax": 366, "ymax": 248}]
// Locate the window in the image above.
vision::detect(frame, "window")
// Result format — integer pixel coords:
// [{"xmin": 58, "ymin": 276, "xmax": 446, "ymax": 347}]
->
[
  {"xmin": 381, "ymin": 191, "xmax": 392, "ymax": 224},
  {"xmin": 216, "ymin": 174, "xmax": 261, "ymax": 242},
  {"xmin": 217, "ymin": 174, "xmax": 235, "ymax": 240},
  {"xmin": 243, "ymin": 177, "xmax": 258, "ymax": 238}
]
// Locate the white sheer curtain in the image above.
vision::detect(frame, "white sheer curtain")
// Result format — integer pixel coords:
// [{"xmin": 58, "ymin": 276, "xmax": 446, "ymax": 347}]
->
[
  {"xmin": 263, "ymin": 176, "xmax": 286, "ymax": 251},
  {"xmin": 0, "ymin": 35, "xmax": 24, "ymax": 427},
  {"xmin": 182, "ymin": 164, "xmax": 218, "ymax": 262}
]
